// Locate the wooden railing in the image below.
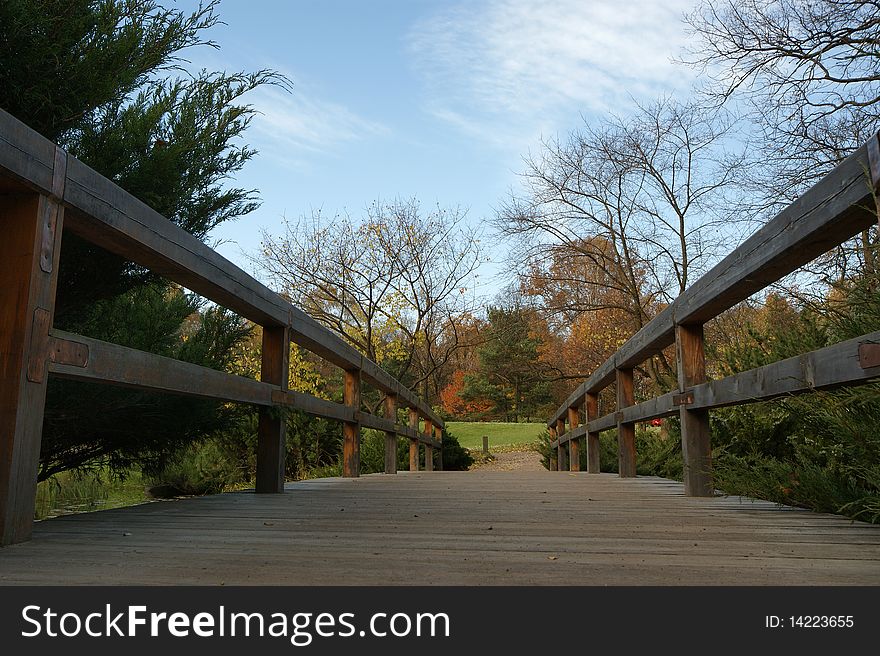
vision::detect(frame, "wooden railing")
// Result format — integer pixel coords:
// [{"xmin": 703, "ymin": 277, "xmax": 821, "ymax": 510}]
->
[
  {"xmin": 546, "ymin": 132, "xmax": 880, "ymax": 495},
  {"xmin": 0, "ymin": 108, "xmax": 444, "ymax": 546}
]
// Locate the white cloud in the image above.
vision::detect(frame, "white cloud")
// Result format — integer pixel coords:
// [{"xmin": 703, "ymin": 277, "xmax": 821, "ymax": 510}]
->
[
  {"xmin": 408, "ymin": 0, "xmax": 698, "ymax": 148},
  {"xmin": 248, "ymin": 84, "xmax": 388, "ymax": 164}
]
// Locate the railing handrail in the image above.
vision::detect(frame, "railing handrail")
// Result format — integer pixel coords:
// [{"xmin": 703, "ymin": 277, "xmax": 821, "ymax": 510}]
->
[
  {"xmin": 545, "ymin": 131, "xmax": 880, "ymax": 495},
  {"xmin": 0, "ymin": 107, "xmax": 442, "ymax": 428},
  {"xmin": 548, "ymin": 135, "xmax": 879, "ymax": 428},
  {"xmin": 0, "ymin": 107, "xmax": 445, "ymax": 544}
]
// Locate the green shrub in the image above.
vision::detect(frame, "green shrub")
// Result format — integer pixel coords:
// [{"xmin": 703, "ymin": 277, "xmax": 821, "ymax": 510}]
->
[
  {"xmin": 146, "ymin": 440, "xmax": 242, "ymax": 497},
  {"xmin": 356, "ymin": 427, "xmax": 473, "ymax": 474},
  {"xmin": 441, "ymin": 429, "xmax": 474, "ymax": 470}
]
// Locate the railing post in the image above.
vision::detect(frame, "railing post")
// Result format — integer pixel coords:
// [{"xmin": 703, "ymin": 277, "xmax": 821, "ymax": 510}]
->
[
  {"xmin": 585, "ymin": 392, "xmax": 601, "ymax": 473},
  {"xmin": 342, "ymin": 368, "xmax": 361, "ymax": 477},
  {"xmin": 0, "ymin": 177, "xmax": 65, "ymax": 545},
  {"xmin": 616, "ymin": 367, "xmax": 636, "ymax": 477},
  {"xmin": 256, "ymin": 324, "xmax": 290, "ymax": 492},
  {"xmin": 424, "ymin": 418, "xmax": 434, "ymax": 472},
  {"xmin": 556, "ymin": 418, "xmax": 567, "ymax": 471},
  {"xmin": 383, "ymin": 393, "xmax": 397, "ymax": 474},
  {"xmin": 435, "ymin": 424, "xmax": 443, "ymax": 471},
  {"xmin": 676, "ymin": 323, "xmax": 713, "ymax": 496},
  {"xmin": 568, "ymin": 406, "xmax": 580, "ymax": 472},
  {"xmin": 408, "ymin": 408, "xmax": 419, "ymax": 471},
  {"xmin": 549, "ymin": 426, "xmax": 558, "ymax": 471}
]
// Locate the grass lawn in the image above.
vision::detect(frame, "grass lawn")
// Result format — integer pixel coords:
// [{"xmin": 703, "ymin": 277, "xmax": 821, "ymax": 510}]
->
[{"xmin": 446, "ymin": 421, "xmax": 546, "ymax": 450}]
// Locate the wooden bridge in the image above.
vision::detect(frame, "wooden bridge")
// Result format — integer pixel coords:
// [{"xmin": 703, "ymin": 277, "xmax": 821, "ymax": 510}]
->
[
  {"xmin": 2, "ymin": 109, "xmax": 880, "ymax": 585},
  {"xmin": 1, "ymin": 470, "xmax": 880, "ymax": 585}
]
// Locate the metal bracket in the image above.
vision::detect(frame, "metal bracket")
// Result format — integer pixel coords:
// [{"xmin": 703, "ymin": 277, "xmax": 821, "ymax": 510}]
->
[
  {"xmin": 673, "ymin": 391, "xmax": 694, "ymax": 406},
  {"xmin": 48, "ymin": 336, "xmax": 89, "ymax": 368},
  {"xmin": 859, "ymin": 343, "xmax": 880, "ymax": 369}
]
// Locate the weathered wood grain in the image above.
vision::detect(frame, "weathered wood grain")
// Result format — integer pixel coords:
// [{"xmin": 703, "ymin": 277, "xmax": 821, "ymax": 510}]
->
[
  {"xmin": 585, "ymin": 392, "xmax": 600, "ymax": 474},
  {"xmin": 568, "ymin": 406, "xmax": 580, "ymax": 472},
  {"xmin": 48, "ymin": 329, "xmax": 277, "ymax": 405},
  {"xmin": 256, "ymin": 326, "xmax": 289, "ymax": 493},
  {"xmin": 342, "ymin": 370, "xmax": 360, "ymax": 478},
  {"xmin": 2, "ymin": 472, "xmax": 879, "ymax": 585},
  {"xmin": 0, "ymin": 192, "xmax": 63, "ymax": 545},
  {"xmin": 383, "ymin": 394, "xmax": 397, "ymax": 475},
  {"xmin": 556, "ymin": 419, "xmax": 567, "ymax": 472},
  {"xmin": 408, "ymin": 409, "xmax": 419, "ymax": 472},
  {"xmin": 424, "ymin": 419, "xmax": 434, "ymax": 472},
  {"xmin": 435, "ymin": 424, "xmax": 444, "ymax": 471},
  {"xmin": 692, "ymin": 330, "xmax": 880, "ymax": 409},
  {"xmin": 0, "ymin": 110, "xmax": 55, "ymax": 195},
  {"xmin": 616, "ymin": 368, "xmax": 636, "ymax": 478},
  {"xmin": 676, "ymin": 323, "xmax": 712, "ymax": 497}
]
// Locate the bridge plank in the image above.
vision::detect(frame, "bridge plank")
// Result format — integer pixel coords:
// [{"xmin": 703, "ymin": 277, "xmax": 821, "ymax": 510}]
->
[{"xmin": 1, "ymin": 472, "xmax": 879, "ymax": 585}]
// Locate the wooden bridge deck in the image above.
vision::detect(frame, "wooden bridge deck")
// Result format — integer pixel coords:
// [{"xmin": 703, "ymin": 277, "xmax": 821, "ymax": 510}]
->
[{"xmin": 1, "ymin": 470, "xmax": 879, "ymax": 585}]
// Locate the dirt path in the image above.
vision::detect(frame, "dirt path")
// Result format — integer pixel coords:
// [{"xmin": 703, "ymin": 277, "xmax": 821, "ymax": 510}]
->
[{"xmin": 470, "ymin": 448, "xmax": 545, "ymax": 472}]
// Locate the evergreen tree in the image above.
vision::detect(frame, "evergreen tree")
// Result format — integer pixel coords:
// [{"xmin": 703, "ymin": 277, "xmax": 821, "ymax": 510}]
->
[
  {"xmin": 0, "ymin": 0, "xmax": 287, "ymax": 478},
  {"xmin": 462, "ymin": 306, "xmax": 551, "ymax": 421}
]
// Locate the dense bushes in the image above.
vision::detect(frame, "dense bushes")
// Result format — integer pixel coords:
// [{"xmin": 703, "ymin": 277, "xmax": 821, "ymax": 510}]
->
[
  {"xmin": 359, "ymin": 427, "xmax": 473, "ymax": 473},
  {"xmin": 536, "ymin": 426, "xmax": 683, "ymax": 480},
  {"xmin": 138, "ymin": 416, "xmax": 474, "ymax": 499},
  {"xmin": 536, "ymin": 275, "xmax": 880, "ymax": 523}
]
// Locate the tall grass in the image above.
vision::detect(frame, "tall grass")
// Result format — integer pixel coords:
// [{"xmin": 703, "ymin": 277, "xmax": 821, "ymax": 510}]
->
[{"xmin": 35, "ymin": 469, "xmax": 151, "ymax": 520}]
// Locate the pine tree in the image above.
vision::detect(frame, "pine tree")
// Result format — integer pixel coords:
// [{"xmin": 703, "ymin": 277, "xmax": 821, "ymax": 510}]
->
[
  {"xmin": 462, "ymin": 306, "xmax": 551, "ymax": 421},
  {"xmin": 0, "ymin": 0, "xmax": 287, "ymax": 478}
]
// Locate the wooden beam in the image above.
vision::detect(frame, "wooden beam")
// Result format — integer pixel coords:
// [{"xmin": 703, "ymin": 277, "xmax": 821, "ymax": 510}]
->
[
  {"xmin": 676, "ymin": 323, "xmax": 712, "ymax": 497},
  {"xmin": 558, "ymin": 425, "xmax": 586, "ymax": 445},
  {"xmin": 256, "ymin": 326, "xmax": 289, "ymax": 493},
  {"xmin": 578, "ymin": 329, "xmax": 880, "ymax": 437},
  {"xmin": 274, "ymin": 389, "xmax": 353, "ymax": 422},
  {"xmin": 556, "ymin": 419, "xmax": 567, "ymax": 471},
  {"xmin": 383, "ymin": 394, "xmax": 397, "ymax": 475},
  {"xmin": 342, "ymin": 369, "xmax": 361, "ymax": 478},
  {"xmin": 424, "ymin": 419, "xmax": 434, "ymax": 472},
  {"xmin": 435, "ymin": 424, "xmax": 443, "ymax": 471},
  {"xmin": 361, "ymin": 359, "xmax": 444, "ymax": 430},
  {"xmin": 408, "ymin": 408, "xmax": 419, "ymax": 472},
  {"xmin": 691, "ymin": 330, "xmax": 880, "ymax": 409},
  {"xmin": 616, "ymin": 368, "xmax": 636, "ymax": 478},
  {"xmin": 585, "ymin": 392, "xmax": 600, "ymax": 474},
  {"xmin": 0, "ymin": 189, "xmax": 64, "ymax": 545},
  {"xmin": 549, "ymin": 426, "xmax": 558, "ymax": 471},
  {"xmin": 49, "ymin": 329, "xmax": 276, "ymax": 405},
  {"xmin": 0, "ymin": 109, "xmax": 56, "ymax": 195},
  {"xmin": 568, "ymin": 406, "xmax": 580, "ymax": 472}
]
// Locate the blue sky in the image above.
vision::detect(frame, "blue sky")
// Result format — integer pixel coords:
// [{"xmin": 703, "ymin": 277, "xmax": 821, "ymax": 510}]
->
[{"xmin": 177, "ymin": 0, "xmax": 698, "ymax": 293}]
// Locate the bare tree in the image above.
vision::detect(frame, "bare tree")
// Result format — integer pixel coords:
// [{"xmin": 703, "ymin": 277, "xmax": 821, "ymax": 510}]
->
[
  {"xmin": 684, "ymin": 0, "xmax": 880, "ymax": 279},
  {"xmin": 258, "ymin": 198, "xmax": 484, "ymax": 406},
  {"xmin": 497, "ymin": 99, "xmax": 747, "ymax": 386}
]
